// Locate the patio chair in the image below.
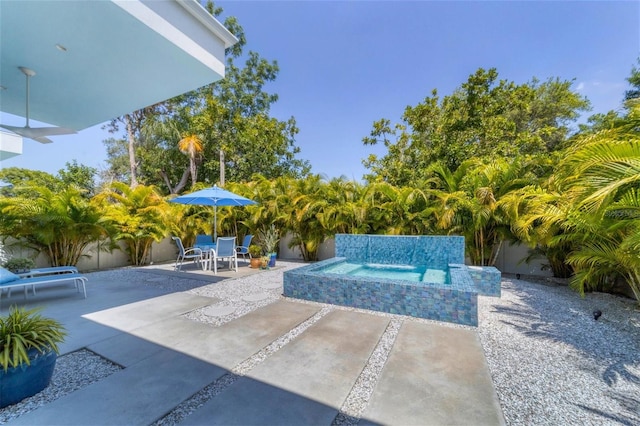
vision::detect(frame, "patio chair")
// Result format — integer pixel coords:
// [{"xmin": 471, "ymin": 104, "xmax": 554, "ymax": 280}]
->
[
  {"xmin": 235, "ymin": 234, "xmax": 253, "ymax": 263},
  {"xmin": 212, "ymin": 237, "xmax": 238, "ymax": 274},
  {"xmin": 172, "ymin": 236, "xmax": 205, "ymax": 271},
  {"xmin": 195, "ymin": 234, "xmax": 213, "ymax": 246}
]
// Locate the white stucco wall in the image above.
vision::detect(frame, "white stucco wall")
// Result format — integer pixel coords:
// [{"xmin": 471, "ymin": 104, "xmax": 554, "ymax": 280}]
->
[{"xmin": 1, "ymin": 234, "xmax": 552, "ymax": 277}]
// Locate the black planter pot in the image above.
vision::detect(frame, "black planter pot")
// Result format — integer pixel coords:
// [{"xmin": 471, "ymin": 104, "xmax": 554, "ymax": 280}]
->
[{"xmin": 0, "ymin": 349, "xmax": 57, "ymax": 408}]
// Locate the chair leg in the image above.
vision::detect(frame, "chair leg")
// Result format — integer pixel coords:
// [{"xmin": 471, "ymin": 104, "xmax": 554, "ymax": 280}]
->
[{"xmin": 201, "ymin": 252, "xmax": 210, "ymax": 271}]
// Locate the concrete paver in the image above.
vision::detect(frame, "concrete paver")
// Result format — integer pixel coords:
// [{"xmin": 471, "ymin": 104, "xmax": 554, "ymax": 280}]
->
[
  {"xmin": 361, "ymin": 321, "xmax": 505, "ymax": 426},
  {"xmin": 185, "ymin": 310, "xmax": 389, "ymax": 425},
  {"xmin": 247, "ymin": 309, "xmax": 389, "ymax": 406},
  {"xmin": 9, "ymin": 348, "xmax": 227, "ymax": 426},
  {"xmin": 128, "ymin": 300, "xmax": 320, "ymax": 369},
  {"xmin": 83, "ymin": 292, "xmax": 218, "ymax": 332},
  {"xmin": 181, "ymin": 376, "xmax": 338, "ymax": 426},
  {"xmin": 87, "ymin": 332, "xmax": 167, "ymax": 367}
]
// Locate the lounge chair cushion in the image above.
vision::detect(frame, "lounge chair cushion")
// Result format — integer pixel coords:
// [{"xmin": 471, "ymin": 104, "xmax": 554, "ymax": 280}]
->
[{"xmin": 0, "ymin": 267, "xmax": 20, "ymax": 284}]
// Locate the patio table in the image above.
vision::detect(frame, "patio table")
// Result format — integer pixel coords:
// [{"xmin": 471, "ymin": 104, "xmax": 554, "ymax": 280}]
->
[{"xmin": 195, "ymin": 244, "xmax": 216, "ymax": 270}]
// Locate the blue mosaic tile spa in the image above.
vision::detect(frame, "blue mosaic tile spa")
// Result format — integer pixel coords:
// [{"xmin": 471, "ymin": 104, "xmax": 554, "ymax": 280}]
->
[{"xmin": 283, "ymin": 234, "xmax": 501, "ymax": 326}]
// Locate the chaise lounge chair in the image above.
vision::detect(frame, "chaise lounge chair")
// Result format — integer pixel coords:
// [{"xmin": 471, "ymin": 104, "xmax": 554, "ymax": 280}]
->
[
  {"xmin": 17, "ymin": 265, "xmax": 79, "ymax": 297},
  {"xmin": 18, "ymin": 266, "xmax": 78, "ymax": 278},
  {"xmin": 0, "ymin": 267, "xmax": 88, "ymax": 301}
]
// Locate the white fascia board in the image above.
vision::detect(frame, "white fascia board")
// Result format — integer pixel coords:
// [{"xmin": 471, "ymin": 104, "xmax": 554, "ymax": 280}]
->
[{"xmin": 175, "ymin": 0, "xmax": 239, "ymax": 49}]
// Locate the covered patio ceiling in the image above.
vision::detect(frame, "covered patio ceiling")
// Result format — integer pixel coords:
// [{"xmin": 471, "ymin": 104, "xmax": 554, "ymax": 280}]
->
[{"xmin": 0, "ymin": 0, "xmax": 237, "ymax": 132}]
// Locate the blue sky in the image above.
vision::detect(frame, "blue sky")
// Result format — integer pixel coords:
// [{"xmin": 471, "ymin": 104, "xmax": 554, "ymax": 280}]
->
[{"xmin": 2, "ymin": 1, "xmax": 638, "ymax": 181}]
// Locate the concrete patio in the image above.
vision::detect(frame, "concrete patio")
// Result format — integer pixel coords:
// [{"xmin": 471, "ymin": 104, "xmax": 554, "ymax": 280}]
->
[{"xmin": 0, "ymin": 261, "xmax": 505, "ymax": 425}]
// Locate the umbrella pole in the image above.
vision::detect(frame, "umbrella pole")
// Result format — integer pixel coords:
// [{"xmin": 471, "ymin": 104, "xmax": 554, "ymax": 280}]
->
[{"xmin": 214, "ymin": 207, "xmax": 217, "ymax": 241}]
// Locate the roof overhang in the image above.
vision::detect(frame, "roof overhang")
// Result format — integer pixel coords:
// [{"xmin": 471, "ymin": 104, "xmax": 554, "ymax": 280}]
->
[
  {"xmin": 0, "ymin": 0, "xmax": 237, "ymax": 131},
  {"xmin": 0, "ymin": 131, "xmax": 23, "ymax": 161}
]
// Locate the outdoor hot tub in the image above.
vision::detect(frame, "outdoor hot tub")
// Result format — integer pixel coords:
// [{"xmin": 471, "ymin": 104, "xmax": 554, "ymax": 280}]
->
[{"xmin": 283, "ymin": 234, "xmax": 501, "ymax": 326}]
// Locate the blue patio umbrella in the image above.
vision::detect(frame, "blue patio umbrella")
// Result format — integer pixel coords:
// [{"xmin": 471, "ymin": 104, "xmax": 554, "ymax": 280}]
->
[{"xmin": 169, "ymin": 185, "xmax": 257, "ymax": 240}]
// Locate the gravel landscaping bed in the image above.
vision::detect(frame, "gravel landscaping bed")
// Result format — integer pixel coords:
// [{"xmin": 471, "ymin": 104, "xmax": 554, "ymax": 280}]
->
[
  {"xmin": 0, "ymin": 350, "xmax": 121, "ymax": 424},
  {"xmin": 1, "ymin": 263, "xmax": 638, "ymax": 425},
  {"xmin": 478, "ymin": 276, "xmax": 640, "ymax": 425}
]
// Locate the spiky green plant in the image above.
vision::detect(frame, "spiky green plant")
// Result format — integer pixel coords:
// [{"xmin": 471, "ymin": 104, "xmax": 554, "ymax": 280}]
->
[{"xmin": 0, "ymin": 306, "xmax": 66, "ymax": 372}]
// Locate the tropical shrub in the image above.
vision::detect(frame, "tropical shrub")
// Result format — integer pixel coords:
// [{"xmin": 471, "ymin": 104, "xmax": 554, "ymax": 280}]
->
[
  {"xmin": 3, "ymin": 257, "xmax": 35, "ymax": 273},
  {"xmin": 0, "ymin": 186, "xmax": 114, "ymax": 266},
  {"xmin": 95, "ymin": 183, "xmax": 170, "ymax": 266}
]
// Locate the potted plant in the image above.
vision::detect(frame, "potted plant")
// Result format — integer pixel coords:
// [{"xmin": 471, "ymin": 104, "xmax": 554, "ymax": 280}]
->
[
  {"xmin": 260, "ymin": 255, "xmax": 270, "ymax": 270},
  {"xmin": 0, "ymin": 306, "xmax": 67, "ymax": 408},
  {"xmin": 248, "ymin": 245, "xmax": 262, "ymax": 269},
  {"xmin": 2, "ymin": 257, "xmax": 35, "ymax": 274},
  {"xmin": 259, "ymin": 225, "xmax": 280, "ymax": 268}
]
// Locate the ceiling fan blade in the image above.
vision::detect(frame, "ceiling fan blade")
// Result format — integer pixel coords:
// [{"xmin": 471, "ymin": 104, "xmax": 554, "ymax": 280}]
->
[
  {"xmin": 33, "ymin": 136, "xmax": 54, "ymax": 144},
  {"xmin": 0, "ymin": 124, "xmax": 76, "ymax": 143},
  {"xmin": 24, "ymin": 126, "xmax": 77, "ymax": 137},
  {"xmin": 0, "ymin": 124, "xmax": 25, "ymax": 134}
]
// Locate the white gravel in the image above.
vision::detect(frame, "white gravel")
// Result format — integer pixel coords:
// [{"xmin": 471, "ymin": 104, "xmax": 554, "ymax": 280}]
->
[
  {"xmin": 1, "ymin": 262, "xmax": 639, "ymax": 425},
  {"xmin": 0, "ymin": 350, "xmax": 121, "ymax": 424},
  {"xmin": 478, "ymin": 276, "xmax": 640, "ymax": 426}
]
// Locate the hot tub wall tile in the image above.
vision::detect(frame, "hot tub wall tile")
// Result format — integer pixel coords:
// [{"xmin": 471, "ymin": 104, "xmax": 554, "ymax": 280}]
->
[
  {"xmin": 412, "ymin": 236, "xmax": 465, "ymax": 267},
  {"xmin": 335, "ymin": 234, "xmax": 369, "ymax": 263},
  {"xmin": 466, "ymin": 266, "xmax": 502, "ymax": 297},
  {"xmin": 368, "ymin": 235, "xmax": 416, "ymax": 265},
  {"xmin": 336, "ymin": 234, "xmax": 465, "ymax": 267}
]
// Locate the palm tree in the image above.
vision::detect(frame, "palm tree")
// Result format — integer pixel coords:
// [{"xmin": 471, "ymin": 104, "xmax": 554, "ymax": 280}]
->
[
  {"xmin": 178, "ymin": 134, "xmax": 204, "ymax": 188},
  {"xmin": 498, "ymin": 185, "xmax": 575, "ymax": 278},
  {"xmin": 282, "ymin": 175, "xmax": 326, "ymax": 261},
  {"xmin": 0, "ymin": 186, "xmax": 114, "ymax": 266},
  {"xmin": 428, "ymin": 158, "xmax": 530, "ymax": 265},
  {"xmin": 552, "ymin": 103, "xmax": 640, "ymax": 300},
  {"xmin": 95, "ymin": 183, "xmax": 170, "ymax": 266},
  {"xmin": 316, "ymin": 177, "xmax": 369, "ymax": 235}
]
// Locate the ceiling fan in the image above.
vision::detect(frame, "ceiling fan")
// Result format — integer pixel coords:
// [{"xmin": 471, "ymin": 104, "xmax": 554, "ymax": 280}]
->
[{"xmin": 0, "ymin": 66, "xmax": 77, "ymax": 144}]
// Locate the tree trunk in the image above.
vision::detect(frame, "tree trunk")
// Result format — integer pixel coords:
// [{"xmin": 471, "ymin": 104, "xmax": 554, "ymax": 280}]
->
[
  {"xmin": 489, "ymin": 239, "xmax": 503, "ymax": 267},
  {"xmin": 160, "ymin": 168, "xmax": 190, "ymax": 194},
  {"xmin": 189, "ymin": 157, "xmax": 197, "ymax": 188},
  {"xmin": 125, "ymin": 115, "xmax": 138, "ymax": 188}
]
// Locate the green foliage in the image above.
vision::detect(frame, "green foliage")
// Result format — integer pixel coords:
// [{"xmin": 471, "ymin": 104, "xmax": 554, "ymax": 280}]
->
[
  {"xmin": 95, "ymin": 183, "xmax": 170, "ymax": 266},
  {"xmin": 363, "ymin": 68, "xmax": 589, "ymax": 185},
  {"xmin": 556, "ymin": 103, "xmax": 640, "ymax": 300},
  {"xmin": 248, "ymin": 244, "xmax": 262, "ymax": 257},
  {"xmin": 57, "ymin": 160, "xmax": 97, "ymax": 197},
  {"xmin": 0, "ymin": 167, "xmax": 60, "ymax": 197},
  {"xmin": 258, "ymin": 224, "xmax": 280, "ymax": 254},
  {"xmin": 2, "ymin": 257, "xmax": 35, "ymax": 272},
  {"xmin": 427, "ymin": 158, "xmax": 535, "ymax": 265},
  {"xmin": 0, "ymin": 163, "xmax": 97, "ymax": 197},
  {"xmin": 625, "ymin": 57, "xmax": 640, "ymax": 101},
  {"xmin": 102, "ymin": 3, "xmax": 309, "ymax": 193},
  {"xmin": 0, "ymin": 307, "xmax": 66, "ymax": 371},
  {"xmin": 0, "ymin": 186, "xmax": 115, "ymax": 266}
]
